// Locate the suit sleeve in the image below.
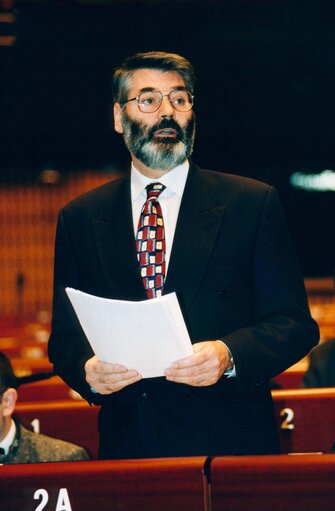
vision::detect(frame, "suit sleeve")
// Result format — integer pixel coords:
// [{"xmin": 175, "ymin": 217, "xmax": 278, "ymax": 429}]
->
[
  {"xmin": 223, "ymin": 187, "xmax": 319, "ymax": 390},
  {"xmin": 48, "ymin": 210, "xmax": 101, "ymax": 404}
]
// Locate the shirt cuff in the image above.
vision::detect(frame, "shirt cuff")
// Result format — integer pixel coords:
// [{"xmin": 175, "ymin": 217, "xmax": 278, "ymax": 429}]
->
[{"xmin": 216, "ymin": 340, "xmax": 236, "ymax": 378}]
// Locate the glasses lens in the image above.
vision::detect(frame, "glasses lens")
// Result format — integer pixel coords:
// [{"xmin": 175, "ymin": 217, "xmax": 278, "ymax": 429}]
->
[
  {"xmin": 169, "ymin": 90, "xmax": 193, "ymax": 112},
  {"xmin": 138, "ymin": 91, "xmax": 161, "ymax": 113}
]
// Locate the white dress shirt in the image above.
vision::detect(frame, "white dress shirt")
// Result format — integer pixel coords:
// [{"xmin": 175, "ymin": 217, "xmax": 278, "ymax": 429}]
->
[
  {"xmin": 131, "ymin": 160, "xmax": 189, "ymax": 272},
  {"xmin": 130, "ymin": 160, "xmax": 236, "ymax": 376},
  {"xmin": 0, "ymin": 418, "xmax": 16, "ymax": 455}
]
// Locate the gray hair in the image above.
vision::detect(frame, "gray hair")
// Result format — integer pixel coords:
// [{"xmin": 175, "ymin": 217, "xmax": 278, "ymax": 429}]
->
[{"xmin": 112, "ymin": 51, "xmax": 195, "ymax": 105}]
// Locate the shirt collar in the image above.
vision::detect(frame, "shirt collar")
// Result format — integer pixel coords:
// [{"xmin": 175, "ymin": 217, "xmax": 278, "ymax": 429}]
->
[
  {"xmin": 131, "ymin": 160, "xmax": 190, "ymax": 201},
  {"xmin": 0, "ymin": 418, "xmax": 16, "ymax": 456}
]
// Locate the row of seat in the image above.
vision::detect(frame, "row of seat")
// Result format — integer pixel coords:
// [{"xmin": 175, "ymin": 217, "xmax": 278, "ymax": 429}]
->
[
  {"xmin": 1, "ymin": 454, "xmax": 335, "ymax": 511},
  {"xmin": 14, "ymin": 367, "xmax": 307, "ymax": 405},
  {"xmin": 14, "ymin": 388, "xmax": 335, "ymax": 459},
  {"xmin": 9, "ymin": 357, "xmax": 311, "ymax": 389}
]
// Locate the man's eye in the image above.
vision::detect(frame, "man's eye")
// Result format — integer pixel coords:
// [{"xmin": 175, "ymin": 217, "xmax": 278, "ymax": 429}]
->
[
  {"xmin": 142, "ymin": 98, "xmax": 154, "ymax": 105},
  {"xmin": 173, "ymin": 97, "xmax": 186, "ymax": 105}
]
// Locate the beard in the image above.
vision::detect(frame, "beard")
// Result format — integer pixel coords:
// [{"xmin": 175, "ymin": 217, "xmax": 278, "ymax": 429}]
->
[{"xmin": 121, "ymin": 112, "xmax": 195, "ymax": 171}]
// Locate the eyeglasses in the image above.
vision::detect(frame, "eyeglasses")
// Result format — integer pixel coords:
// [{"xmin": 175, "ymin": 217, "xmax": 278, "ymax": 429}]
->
[{"xmin": 123, "ymin": 89, "xmax": 194, "ymax": 113}]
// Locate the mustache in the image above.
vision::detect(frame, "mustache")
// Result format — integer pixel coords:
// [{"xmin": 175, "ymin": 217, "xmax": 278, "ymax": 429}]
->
[{"xmin": 148, "ymin": 118, "xmax": 184, "ymax": 141}]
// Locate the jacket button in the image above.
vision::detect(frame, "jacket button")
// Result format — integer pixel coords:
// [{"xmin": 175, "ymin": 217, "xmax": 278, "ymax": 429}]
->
[
  {"xmin": 140, "ymin": 392, "xmax": 148, "ymax": 403},
  {"xmin": 219, "ymin": 289, "xmax": 228, "ymax": 298},
  {"xmin": 185, "ymin": 389, "xmax": 195, "ymax": 400}
]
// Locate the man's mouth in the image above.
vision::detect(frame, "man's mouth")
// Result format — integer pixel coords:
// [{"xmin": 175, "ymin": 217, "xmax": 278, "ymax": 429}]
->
[{"xmin": 153, "ymin": 128, "xmax": 178, "ymax": 138}]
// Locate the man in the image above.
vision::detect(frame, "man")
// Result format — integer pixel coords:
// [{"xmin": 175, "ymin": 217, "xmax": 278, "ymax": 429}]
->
[
  {"xmin": 48, "ymin": 51, "xmax": 319, "ymax": 459},
  {"xmin": 0, "ymin": 352, "xmax": 89, "ymax": 464},
  {"xmin": 302, "ymin": 338, "xmax": 335, "ymax": 387}
]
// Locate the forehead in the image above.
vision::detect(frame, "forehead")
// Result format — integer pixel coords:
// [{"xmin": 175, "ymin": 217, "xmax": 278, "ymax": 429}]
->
[{"xmin": 128, "ymin": 69, "xmax": 186, "ymax": 95}]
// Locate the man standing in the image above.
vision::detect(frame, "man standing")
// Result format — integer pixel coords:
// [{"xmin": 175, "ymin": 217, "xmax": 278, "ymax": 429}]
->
[{"xmin": 48, "ymin": 51, "xmax": 318, "ymax": 459}]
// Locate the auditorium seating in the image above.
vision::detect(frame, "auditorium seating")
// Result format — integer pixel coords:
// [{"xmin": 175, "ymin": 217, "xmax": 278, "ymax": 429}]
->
[
  {"xmin": 271, "ymin": 359, "xmax": 307, "ymax": 388},
  {"xmin": 1, "ymin": 454, "xmax": 335, "ymax": 511},
  {"xmin": 209, "ymin": 454, "xmax": 335, "ymax": 511},
  {"xmin": 12, "ymin": 360, "xmax": 309, "ymax": 406},
  {"xmin": 17, "ymin": 375, "xmax": 82, "ymax": 402},
  {"xmin": 0, "ymin": 457, "xmax": 207, "ymax": 511},
  {"xmin": 11, "ymin": 356, "xmax": 53, "ymax": 376},
  {"xmin": 272, "ymin": 388, "xmax": 335, "ymax": 454},
  {"xmin": 15, "ymin": 400, "xmax": 100, "ymax": 459},
  {"xmin": 14, "ymin": 388, "xmax": 335, "ymax": 460},
  {"xmin": 272, "ymin": 369, "xmax": 305, "ymax": 388}
]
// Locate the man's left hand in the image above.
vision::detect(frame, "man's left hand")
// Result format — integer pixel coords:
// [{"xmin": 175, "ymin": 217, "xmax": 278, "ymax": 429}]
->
[{"xmin": 165, "ymin": 340, "xmax": 230, "ymax": 386}]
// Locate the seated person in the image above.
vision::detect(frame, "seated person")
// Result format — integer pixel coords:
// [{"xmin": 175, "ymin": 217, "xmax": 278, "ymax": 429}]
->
[
  {"xmin": 302, "ymin": 338, "xmax": 335, "ymax": 388},
  {"xmin": 0, "ymin": 352, "xmax": 90, "ymax": 464}
]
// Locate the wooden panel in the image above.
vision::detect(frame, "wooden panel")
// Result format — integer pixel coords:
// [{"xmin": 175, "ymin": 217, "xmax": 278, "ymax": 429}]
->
[
  {"xmin": 273, "ymin": 369, "xmax": 304, "ymax": 389},
  {"xmin": 1, "ymin": 454, "xmax": 335, "ymax": 511},
  {"xmin": 272, "ymin": 360, "xmax": 307, "ymax": 388},
  {"xmin": 15, "ymin": 388, "xmax": 335, "ymax": 461},
  {"xmin": 273, "ymin": 388, "xmax": 335, "ymax": 454},
  {"xmin": 11, "ymin": 357, "xmax": 54, "ymax": 376},
  {"xmin": 210, "ymin": 454, "xmax": 335, "ymax": 511},
  {"xmin": 17, "ymin": 376, "xmax": 81, "ymax": 402},
  {"xmin": 15, "ymin": 400, "xmax": 100, "ymax": 459},
  {"xmin": 0, "ymin": 457, "xmax": 207, "ymax": 511},
  {"xmin": 0, "ymin": 171, "xmax": 117, "ymax": 316}
]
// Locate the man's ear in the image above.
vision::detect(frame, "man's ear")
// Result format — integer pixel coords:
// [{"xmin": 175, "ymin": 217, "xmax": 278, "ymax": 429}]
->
[
  {"xmin": 113, "ymin": 103, "xmax": 124, "ymax": 134},
  {"xmin": 1, "ymin": 388, "xmax": 17, "ymax": 417}
]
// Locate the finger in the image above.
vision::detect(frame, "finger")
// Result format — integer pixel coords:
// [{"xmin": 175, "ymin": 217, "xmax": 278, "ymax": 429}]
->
[
  {"xmin": 165, "ymin": 372, "xmax": 215, "ymax": 387},
  {"xmin": 167, "ymin": 341, "xmax": 219, "ymax": 371},
  {"xmin": 166, "ymin": 352, "xmax": 213, "ymax": 376},
  {"xmin": 92, "ymin": 360, "xmax": 129, "ymax": 375},
  {"xmin": 86, "ymin": 358, "xmax": 129, "ymax": 381},
  {"xmin": 165, "ymin": 362, "xmax": 209, "ymax": 380},
  {"xmin": 105, "ymin": 372, "xmax": 142, "ymax": 393},
  {"xmin": 167, "ymin": 350, "xmax": 208, "ymax": 371},
  {"xmin": 93, "ymin": 368, "xmax": 139, "ymax": 387},
  {"xmin": 94, "ymin": 372, "xmax": 142, "ymax": 394}
]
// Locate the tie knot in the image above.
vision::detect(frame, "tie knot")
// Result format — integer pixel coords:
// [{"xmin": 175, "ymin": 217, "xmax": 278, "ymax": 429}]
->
[{"xmin": 146, "ymin": 182, "xmax": 166, "ymax": 200}]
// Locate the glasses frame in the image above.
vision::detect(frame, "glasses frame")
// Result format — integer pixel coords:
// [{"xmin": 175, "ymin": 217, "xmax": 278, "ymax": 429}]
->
[{"xmin": 122, "ymin": 89, "xmax": 194, "ymax": 113}]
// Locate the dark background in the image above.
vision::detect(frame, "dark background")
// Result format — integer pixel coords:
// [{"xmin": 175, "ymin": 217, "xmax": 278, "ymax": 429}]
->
[{"xmin": 1, "ymin": 0, "xmax": 334, "ymax": 277}]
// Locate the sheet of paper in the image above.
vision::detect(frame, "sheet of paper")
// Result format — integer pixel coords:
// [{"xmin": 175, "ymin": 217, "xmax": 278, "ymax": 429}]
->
[{"xmin": 65, "ymin": 288, "xmax": 194, "ymax": 378}]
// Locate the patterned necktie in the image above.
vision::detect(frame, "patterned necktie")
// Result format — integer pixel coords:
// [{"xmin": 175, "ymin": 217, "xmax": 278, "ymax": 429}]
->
[{"xmin": 136, "ymin": 182, "xmax": 166, "ymax": 299}]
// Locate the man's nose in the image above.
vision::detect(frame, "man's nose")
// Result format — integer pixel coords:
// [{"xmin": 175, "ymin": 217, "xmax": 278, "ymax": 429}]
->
[{"xmin": 159, "ymin": 95, "xmax": 175, "ymax": 117}]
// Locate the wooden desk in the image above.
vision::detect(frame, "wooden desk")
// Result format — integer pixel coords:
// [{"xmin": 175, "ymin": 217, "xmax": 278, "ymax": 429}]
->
[
  {"xmin": 1, "ymin": 455, "xmax": 335, "ymax": 511},
  {"xmin": 15, "ymin": 400, "xmax": 100, "ymax": 459},
  {"xmin": 272, "ymin": 388, "xmax": 335, "ymax": 454},
  {"xmin": 0, "ymin": 457, "xmax": 207, "ymax": 511},
  {"xmin": 14, "ymin": 387, "xmax": 335, "ymax": 463},
  {"xmin": 210, "ymin": 454, "xmax": 335, "ymax": 511},
  {"xmin": 18, "ymin": 376, "xmax": 82, "ymax": 402},
  {"xmin": 11, "ymin": 357, "xmax": 54, "ymax": 376}
]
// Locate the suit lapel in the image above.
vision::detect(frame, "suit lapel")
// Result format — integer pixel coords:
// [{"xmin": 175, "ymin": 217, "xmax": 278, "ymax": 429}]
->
[
  {"xmin": 164, "ymin": 163, "xmax": 227, "ymax": 308},
  {"xmin": 91, "ymin": 174, "xmax": 147, "ymax": 300},
  {"xmin": 90, "ymin": 164, "xmax": 228, "ymax": 305}
]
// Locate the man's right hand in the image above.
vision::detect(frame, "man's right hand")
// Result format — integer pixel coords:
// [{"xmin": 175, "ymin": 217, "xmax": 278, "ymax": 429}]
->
[{"xmin": 85, "ymin": 355, "xmax": 142, "ymax": 394}]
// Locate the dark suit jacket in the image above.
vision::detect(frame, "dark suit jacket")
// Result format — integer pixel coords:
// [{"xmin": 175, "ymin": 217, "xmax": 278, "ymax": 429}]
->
[
  {"xmin": 302, "ymin": 338, "xmax": 335, "ymax": 388},
  {"xmin": 48, "ymin": 162, "xmax": 319, "ymax": 459}
]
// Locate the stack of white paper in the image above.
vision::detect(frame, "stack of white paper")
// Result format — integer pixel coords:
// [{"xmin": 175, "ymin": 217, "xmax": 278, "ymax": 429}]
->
[{"xmin": 65, "ymin": 288, "xmax": 193, "ymax": 378}]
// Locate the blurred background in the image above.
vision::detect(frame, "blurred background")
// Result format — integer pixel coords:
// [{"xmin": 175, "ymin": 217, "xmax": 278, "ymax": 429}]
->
[{"xmin": 0, "ymin": 0, "xmax": 334, "ymax": 356}]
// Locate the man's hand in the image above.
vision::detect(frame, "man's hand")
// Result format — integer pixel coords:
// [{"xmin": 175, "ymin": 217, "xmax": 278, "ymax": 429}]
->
[
  {"xmin": 85, "ymin": 355, "xmax": 142, "ymax": 394},
  {"xmin": 165, "ymin": 340, "xmax": 230, "ymax": 386}
]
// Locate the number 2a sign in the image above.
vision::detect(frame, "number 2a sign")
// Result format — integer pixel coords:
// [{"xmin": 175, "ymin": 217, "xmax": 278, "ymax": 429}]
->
[{"xmin": 34, "ymin": 489, "xmax": 72, "ymax": 511}]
